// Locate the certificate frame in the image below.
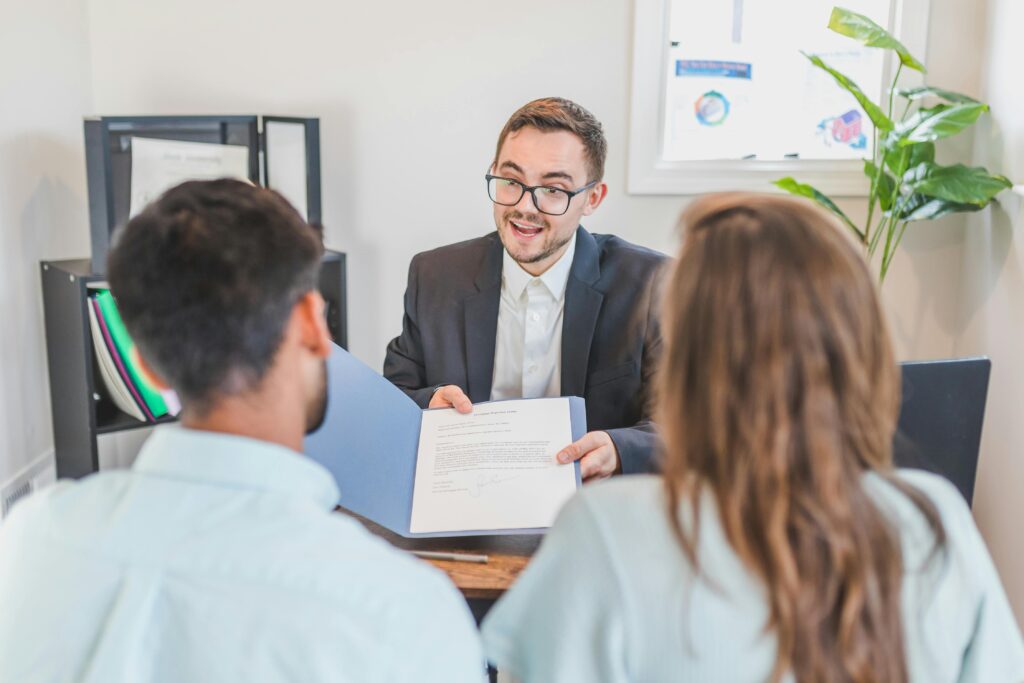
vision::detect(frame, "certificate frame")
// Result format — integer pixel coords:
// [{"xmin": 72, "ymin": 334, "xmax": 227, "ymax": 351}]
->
[{"xmin": 84, "ymin": 114, "xmax": 323, "ymax": 274}]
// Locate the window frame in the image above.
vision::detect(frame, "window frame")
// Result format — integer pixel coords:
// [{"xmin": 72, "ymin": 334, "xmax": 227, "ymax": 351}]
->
[{"xmin": 626, "ymin": 0, "xmax": 932, "ymax": 196}]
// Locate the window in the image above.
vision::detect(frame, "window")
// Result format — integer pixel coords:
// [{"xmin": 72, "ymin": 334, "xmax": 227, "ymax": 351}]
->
[{"xmin": 627, "ymin": 0, "xmax": 931, "ymax": 195}]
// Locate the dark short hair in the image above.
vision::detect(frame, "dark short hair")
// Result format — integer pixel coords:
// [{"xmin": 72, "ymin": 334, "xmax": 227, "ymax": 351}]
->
[
  {"xmin": 107, "ymin": 179, "xmax": 323, "ymax": 413},
  {"xmin": 493, "ymin": 97, "xmax": 607, "ymax": 183}
]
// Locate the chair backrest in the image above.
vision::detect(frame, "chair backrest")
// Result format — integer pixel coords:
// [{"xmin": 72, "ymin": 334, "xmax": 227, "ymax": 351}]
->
[{"xmin": 894, "ymin": 357, "xmax": 991, "ymax": 507}]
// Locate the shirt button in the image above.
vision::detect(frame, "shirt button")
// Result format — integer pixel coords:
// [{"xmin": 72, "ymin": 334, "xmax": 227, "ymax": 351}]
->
[
  {"xmin": 528, "ymin": 364, "xmax": 537, "ymax": 373},
  {"xmin": 530, "ymin": 312, "xmax": 540, "ymax": 322}
]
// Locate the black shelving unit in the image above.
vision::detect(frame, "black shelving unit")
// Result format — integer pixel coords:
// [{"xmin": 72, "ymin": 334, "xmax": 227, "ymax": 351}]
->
[{"xmin": 41, "ymin": 252, "xmax": 347, "ymax": 479}]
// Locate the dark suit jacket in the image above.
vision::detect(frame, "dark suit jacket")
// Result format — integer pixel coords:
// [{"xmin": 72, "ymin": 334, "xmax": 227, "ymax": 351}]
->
[{"xmin": 383, "ymin": 226, "xmax": 667, "ymax": 474}]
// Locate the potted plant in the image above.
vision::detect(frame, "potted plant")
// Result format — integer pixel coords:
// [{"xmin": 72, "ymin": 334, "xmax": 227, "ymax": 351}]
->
[{"xmin": 775, "ymin": 6, "xmax": 1011, "ymax": 282}]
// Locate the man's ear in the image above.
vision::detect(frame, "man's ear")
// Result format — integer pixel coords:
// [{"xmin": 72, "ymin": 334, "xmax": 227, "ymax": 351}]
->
[
  {"xmin": 130, "ymin": 346, "xmax": 171, "ymax": 392},
  {"xmin": 294, "ymin": 290, "xmax": 332, "ymax": 359},
  {"xmin": 581, "ymin": 182, "xmax": 608, "ymax": 216}
]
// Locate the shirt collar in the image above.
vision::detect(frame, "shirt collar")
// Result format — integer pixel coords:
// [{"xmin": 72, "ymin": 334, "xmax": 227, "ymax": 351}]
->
[
  {"xmin": 501, "ymin": 232, "xmax": 577, "ymax": 301},
  {"xmin": 133, "ymin": 425, "xmax": 340, "ymax": 509}
]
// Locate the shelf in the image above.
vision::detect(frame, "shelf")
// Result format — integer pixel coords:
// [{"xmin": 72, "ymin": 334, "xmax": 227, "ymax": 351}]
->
[
  {"xmin": 42, "ymin": 252, "xmax": 344, "ymax": 479},
  {"xmin": 95, "ymin": 411, "xmax": 177, "ymax": 435}
]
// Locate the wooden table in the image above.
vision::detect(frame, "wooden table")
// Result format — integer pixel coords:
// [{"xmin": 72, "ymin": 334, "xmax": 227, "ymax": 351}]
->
[{"xmin": 340, "ymin": 510, "xmax": 542, "ymax": 599}]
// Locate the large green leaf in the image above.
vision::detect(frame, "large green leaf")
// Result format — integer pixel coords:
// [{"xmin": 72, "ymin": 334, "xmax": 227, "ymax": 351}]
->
[
  {"xmin": 864, "ymin": 160, "xmax": 897, "ymax": 211},
  {"xmin": 773, "ymin": 177, "xmax": 863, "ymax": 240},
  {"xmin": 883, "ymin": 140, "xmax": 935, "ymax": 178},
  {"xmin": 894, "ymin": 102, "xmax": 989, "ymax": 146},
  {"xmin": 890, "ymin": 193, "xmax": 985, "ymax": 222},
  {"xmin": 908, "ymin": 141, "xmax": 936, "ymax": 167},
  {"xmin": 897, "ymin": 86, "xmax": 978, "ymax": 104},
  {"xmin": 803, "ymin": 52, "xmax": 894, "ymax": 131},
  {"xmin": 828, "ymin": 7, "xmax": 925, "ymax": 72},
  {"xmin": 903, "ymin": 162, "xmax": 1012, "ymax": 205}
]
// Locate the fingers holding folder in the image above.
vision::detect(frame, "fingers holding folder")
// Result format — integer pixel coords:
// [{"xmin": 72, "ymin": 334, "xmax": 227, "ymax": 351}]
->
[{"xmin": 429, "ymin": 385, "xmax": 474, "ymax": 414}]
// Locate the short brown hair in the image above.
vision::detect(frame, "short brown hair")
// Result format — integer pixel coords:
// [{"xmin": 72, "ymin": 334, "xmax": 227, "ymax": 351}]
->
[
  {"xmin": 493, "ymin": 97, "xmax": 607, "ymax": 183},
  {"xmin": 108, "ymin": 179, "xmax": 323, "ymax": 414}
]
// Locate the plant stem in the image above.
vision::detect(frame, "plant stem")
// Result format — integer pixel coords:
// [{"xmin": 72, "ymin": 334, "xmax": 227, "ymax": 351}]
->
[
  {"xmin": 887, "ymin": 63, "xmax": 903, "ymax": 121},
  {"xmin": 878, "ymin": 188, "xmax": 911, "ymax": 281},
  {"xmin": 869, "ymin": 62, "xmax": 905, "ymax": 266},
  {"xmin": 865, "ymin": 140, "xmax": 881, "ymax": 250},
  {"xmin": 865, "ymin": 183, "xmax": 877, "ymax": 252},
  {"xmin": 866, "ymin": 145, "xmax": 892, "ymax": 252},
  {"xmin": 869, "ymin": 209, "xmax": 889, "ymax": 258},
  {"xmin": 869, "ymin": 165, "xmax": 903, "ymax": 261},
  {"xmin": 865, "ymin": 208, "xmax": 874, "ymax": 248},
  {"xmin": 881, "ymin": 220, "xmax": 909, "ymax": 280},
  {"xmin": 880, "ymin": 216, "xmax": 896, "ymax": 282}
]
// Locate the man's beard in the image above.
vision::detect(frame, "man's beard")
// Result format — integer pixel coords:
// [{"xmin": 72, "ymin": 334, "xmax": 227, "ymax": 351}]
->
[
  {"xmin": 304, "ymin": 360, "xmax": 329, "ymax": 435},
  {"xmin": 500, "ymin": 209, "xmax": 573, "ymax": 265}
]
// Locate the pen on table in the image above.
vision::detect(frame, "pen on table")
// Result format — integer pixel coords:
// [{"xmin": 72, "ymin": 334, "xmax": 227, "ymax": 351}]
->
[{"xmin": 411, "ymin": 550, "xmax": 490, "ymax": 564}]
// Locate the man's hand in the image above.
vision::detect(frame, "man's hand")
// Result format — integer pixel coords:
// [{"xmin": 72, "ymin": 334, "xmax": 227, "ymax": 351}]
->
[
  {"xmin": 428, "ymin": 385, "xmax": 473, "ymax": 414},
  {"xmin": 556, "ymin": 431, "xmax": 620, "ymax": 483}
]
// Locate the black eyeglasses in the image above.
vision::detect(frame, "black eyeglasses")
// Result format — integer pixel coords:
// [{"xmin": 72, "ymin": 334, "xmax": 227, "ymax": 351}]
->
[{"xmin": 485, "ymin": 174, "xmax": 597, "ymax": 216}]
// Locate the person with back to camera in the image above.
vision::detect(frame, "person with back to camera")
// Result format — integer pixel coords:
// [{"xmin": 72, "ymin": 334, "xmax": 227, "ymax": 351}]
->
[
  {"xmin": 0, "ymin": 179, "xmax": 483, "ymax": 683},
  {"xmin": 481, "ymin": 193, "xmax": 1024, "ymax": 682}
]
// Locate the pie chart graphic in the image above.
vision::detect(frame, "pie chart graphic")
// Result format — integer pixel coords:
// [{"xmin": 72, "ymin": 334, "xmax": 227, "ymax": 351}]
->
[{"xmin": 694, "ymin": 90, "xmax": 730, "ymax": 127}]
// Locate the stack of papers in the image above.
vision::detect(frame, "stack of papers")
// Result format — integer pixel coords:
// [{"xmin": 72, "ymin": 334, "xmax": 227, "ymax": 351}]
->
[{"xmin": 88, "ymin": 289, "xmax": 175, "ymax": 423}]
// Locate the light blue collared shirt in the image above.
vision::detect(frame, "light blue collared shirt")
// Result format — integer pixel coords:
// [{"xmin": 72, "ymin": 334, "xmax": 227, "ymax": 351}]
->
[
  {"xmin": 483, "ymin": 470, "xmax": 1024, "ymax": 683},
  {"xmin": 0, "ymin": 426, "xmax": 483, "ymax": 683}
]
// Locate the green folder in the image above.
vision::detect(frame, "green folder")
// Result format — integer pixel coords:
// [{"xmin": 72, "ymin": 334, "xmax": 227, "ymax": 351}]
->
[{"xmin": 94, "ymin": 290, "xmax": 168, "ymax": 418}]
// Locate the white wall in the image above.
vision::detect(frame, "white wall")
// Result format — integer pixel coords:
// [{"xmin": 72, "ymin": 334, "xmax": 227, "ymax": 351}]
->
[
  {"xmin": 83, "ymin": 0, "xmax": 686, "ymax": 371},
  {"xmin": 0, "ymin": 0, "xmax": 94, "ymax": 485},
  {"xmin": 81, "ymin": 0, "xmax": 968, "ymax": 368},
  {"xmin": 955, "ymin": 0, "xmax": 1024, "ymax": 626}
]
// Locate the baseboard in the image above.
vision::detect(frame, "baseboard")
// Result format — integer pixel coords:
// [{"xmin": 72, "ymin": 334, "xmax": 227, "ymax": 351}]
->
[{"xmin": 0, "ymin": 449, "xmax": 56, "ymax": 520}]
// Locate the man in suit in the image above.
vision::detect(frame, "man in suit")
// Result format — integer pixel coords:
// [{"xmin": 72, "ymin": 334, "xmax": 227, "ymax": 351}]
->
[{"xmin": 385, "ymin": 97, "xmax": 666, "ymax": 480}]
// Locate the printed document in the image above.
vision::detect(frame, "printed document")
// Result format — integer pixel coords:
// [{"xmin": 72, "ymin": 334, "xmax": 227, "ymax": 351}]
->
[
  {"xmin": 130, "ymin": 137, "xmax": 250, "ymax": 217},
  {"xmin": 410, "ymin": 398, "xmax": 579, "ymax": 533}
]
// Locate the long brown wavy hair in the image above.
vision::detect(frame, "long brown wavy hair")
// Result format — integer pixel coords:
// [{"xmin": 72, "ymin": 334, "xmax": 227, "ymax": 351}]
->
[{"xmin": 657, "ymin": 194, "xmax": 946, "ymax": 683}]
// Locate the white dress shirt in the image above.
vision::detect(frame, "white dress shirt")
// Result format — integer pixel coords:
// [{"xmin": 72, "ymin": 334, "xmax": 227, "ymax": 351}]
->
[
  {"xmin": 483, "ymin": 470, "xmax": 1024, "ymax": 683},
  {"xmin": 490, "ymin": 234, "xmax": 576, "ymax": 401},
  {"xmin": 0, "ymin": 426, "xmax": 483, "ymax": 683}
]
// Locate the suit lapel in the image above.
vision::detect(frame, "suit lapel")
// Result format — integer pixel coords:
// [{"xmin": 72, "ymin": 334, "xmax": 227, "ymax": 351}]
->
[
  {"xmin": 561, "ymin": 227, "xmax": 603, "ymax": 397},
  {"xmin": 464, "ymin": 236, "xmax": 503, "ymax": 403}
]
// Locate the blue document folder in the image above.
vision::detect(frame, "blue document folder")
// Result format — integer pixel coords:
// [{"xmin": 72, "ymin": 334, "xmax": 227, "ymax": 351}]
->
[{"xmin": 304, "ymin": 344, "xmax": 585, "ymax": 538}]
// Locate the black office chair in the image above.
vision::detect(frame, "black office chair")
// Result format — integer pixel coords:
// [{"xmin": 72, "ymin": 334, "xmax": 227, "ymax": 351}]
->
[{"xmin": 893, "ymin": 358, "xmax": 991, "ymax": 507}]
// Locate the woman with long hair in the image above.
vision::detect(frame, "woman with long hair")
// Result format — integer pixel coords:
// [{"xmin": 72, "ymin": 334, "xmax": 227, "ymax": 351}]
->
[{"xmin": 482, "ymin": 194, "xmax": 1024, "ymax": 682}]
